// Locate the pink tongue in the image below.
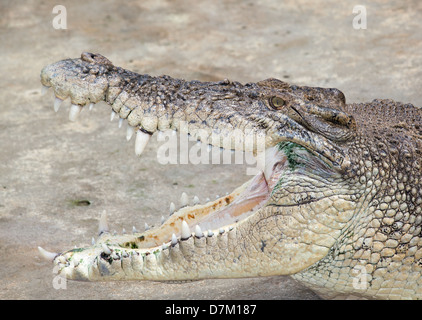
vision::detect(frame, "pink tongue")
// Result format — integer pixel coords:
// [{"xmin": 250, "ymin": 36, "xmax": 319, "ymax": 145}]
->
[
  {"xmin": 198, "ymin": 153, "xmax": 288, "ymax": 230},
  {"xmin": 198, "ymin": 172, "xmax": 270, "ymax": 229}
]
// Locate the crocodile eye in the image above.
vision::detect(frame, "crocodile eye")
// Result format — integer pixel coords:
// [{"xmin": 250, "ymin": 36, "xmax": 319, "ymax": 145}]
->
[{"xmin": 269, "ymin": 96, "xmax": 285, "ymax": 109}]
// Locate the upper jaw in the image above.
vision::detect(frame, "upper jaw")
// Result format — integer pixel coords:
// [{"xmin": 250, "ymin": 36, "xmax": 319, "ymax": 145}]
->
[{"xmin": 40, "ymin": 58, "xmax": 111, "ymax": 106}]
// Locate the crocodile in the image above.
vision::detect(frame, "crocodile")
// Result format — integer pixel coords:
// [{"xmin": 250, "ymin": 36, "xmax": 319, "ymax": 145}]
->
[{"xmin": 38, "ymin": 52, "xmax": 422, "ymax": 300}]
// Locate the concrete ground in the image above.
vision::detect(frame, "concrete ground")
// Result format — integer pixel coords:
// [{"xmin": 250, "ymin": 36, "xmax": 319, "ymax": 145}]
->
[{"xmin": 0, "ymin": 0, "xmax": 420, "ymax": 300}]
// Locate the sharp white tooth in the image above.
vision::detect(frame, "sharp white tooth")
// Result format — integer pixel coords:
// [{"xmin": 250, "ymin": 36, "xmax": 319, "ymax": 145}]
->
[
  {"xmin": 195, "ymin": 225, "xmax": 203, "ymax": 238},
  {"xmin": 41, "ymin": 85, "xmax": 50, "ymax": 95},
  {"xmin": 37, "ymin": 246, "xmax": 58, "ymax": 262},
  {"xmin": 193, "ymin": 196, "xmax": 200, "ymax": 205},
  {"xmin": 180, "ymin": 192, "xmax": 188, "ymax": 207},
  {"xmin": 219, "ymin": 228, "xmax": 225, "ymax": 234},
  {"xmin": 172, "ymin": 130, "xmax": 177, "ymax": 136},
  {"xmin": 229, "ymin": 226, "xmax": 234, "ymax": 231},
  {"xmin": 102, "ymin": 244, "xmax": 111, "ymax": 255},
  {"xmin": 132, "ymin": 226, "xmax": 137, "ymax": 234},
  {"xmin": 98, "ymin": 210, "xmax": 109, "ymax": 235},
  {"xmin": 216, "ymin": 195, "xmax": 220, "ymax": 199},
  {"xmin": 110, "ymin": 111, "xmax": 116, "ymax": 121},
  {"xmin": 169, "ymin": 202, "xmax": 176, "ymax": 215},
  {"xmin": 118, "ymin": 118, "xmax": 123, "ymax": 128},
  {"xmin": 89, "ymin": 103, "xmax": 94, "ymax": 111},
  {"xmin": 181, "ymin": 221, "xmax": 191, "ymax": 240},
  {"xmin": 162, "ymin": 243, "xmax": 168, "ymax": 250},
  {"xmin": 126, "ymin": 126, "xmax": 135, "ymax": 141},
  {"xmin": 207, "ymin": 145, "xmax": 212, "ymax": 152},
  {"xmin": 91, "ymin": 237, "xmax": 95, "ymax": 245},
  {"xmin": 144, "ymin": 222, "xmax": 150, "ymax": 231},
  {"xmin": 122, "ymin": 228, "xmax": 126, "ymax": 234},
  {"xmin": 206, "ymin": 197, "xmax": 210, "ymax": 202},
  {"xmin": 135, "ymin": 130, "xmax": 151, "ymax": 156},
  {"xmin": 161, "ymin": 216, "xmax": 165, "ymax": 225},
  {"xmin": 54, "ymin": 97, "xmax": 63, "ymax": 112},
  {"xmin": 207, "ymin": 230, "xmax": 214, "ymax": 237},
  {"xmin": 171, "ymin": 233, "xmax": 178, "ymax": 246},
  {"xmin": 157, "ymin": 130, "xmax": 164, "ymax": 140},
  {"xmin": 69, "ymin": 104, "xmax": 82, "ymax": 122}
]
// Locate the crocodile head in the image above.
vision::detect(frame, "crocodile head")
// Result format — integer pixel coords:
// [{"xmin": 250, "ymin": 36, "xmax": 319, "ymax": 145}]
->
[{"xmin": 39, "ymin": 53, "xmax": 422, "ymax": 299}]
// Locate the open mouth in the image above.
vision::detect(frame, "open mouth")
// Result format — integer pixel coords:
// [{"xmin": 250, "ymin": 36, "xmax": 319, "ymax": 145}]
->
[
  {"xmin": 39, "ymin": 83, "xmax": 291, "ymax": 260},
  {"xmin": 109, "ymin": 144, "xmax": 289, "ymax": 251}
]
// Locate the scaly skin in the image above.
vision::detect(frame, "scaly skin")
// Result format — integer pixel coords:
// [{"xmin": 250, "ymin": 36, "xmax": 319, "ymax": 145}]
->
[{"xmin": 39, "ymin": 53, "xmax": 422, "ymax": 299}]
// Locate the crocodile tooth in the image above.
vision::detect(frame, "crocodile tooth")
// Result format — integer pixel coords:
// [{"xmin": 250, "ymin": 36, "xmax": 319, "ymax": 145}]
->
[
  {"xmin": 206, "ymin": 197, "xmax": 210, "ymax": 202},
  {"xmin": 193, "ymin": 196, "xmax": 200, "ymax": 205},
  {"xmin": 102, "ymin": 243, "xmax": 111, "ymax": 255},
  {"xmin": 135, "ymin": 130, "xmax": 151, "ymax": 156},
  {"xmin": 144, "ymin": 222, "xmax": 150, "ymax": 231},
  {"xmin": 54, "ymin": 97, "xmax": 63, "ymax": 112},
  {"xmin": 171, "ymin": 130, "xmax": 177, "ymax": 136},
  {"xmin": 41, "ymin": 85, "xmax": 50, "ymax": 95},
  {"xmin": 88, "ymin": 103, "xmax": 94, "ymax": 111},
  {"xmin": 195, "ymin": 225, "xmax": 203, "ymax": 238},
  {"xmin": 110, "ymin": 111, "xmax": 116, "ymax": 121},
  {"xmin": 157, "ymin": 130, "xmax": 164, "ymax": 140},
  {"xmin": 37, "ymin": 246, "xmax": 58, "ymax": 261},
  {"xmin": 98, "ymin": 210, "xmax": 109, "ymax": 235},
  {"xmin": 132, "ymin": 226, "xmax": 137, "ymax": 233},
  {"xmin": 91, "ymin": 237, "xmax": 95, "ymax": 245},
  {"xmin": 118, "ymin": 118, "xmax": 123, "ymax": 128},
  {"xmin": 219, "ymin": 228, "xmax": 225, "ymax": 234},
  {"xmin": 162, "ymin": 243, "xmax": 169, "ymax": 250},
  {"xmin": 171, "ymin": 233, "xmax": 178, "ymax": 246},
  {"xmin": 122, "ymin": 228, "xmax": 126, "ymax": 234},
  {"xmin": 169, "ymin": 202, "xmax": 176, "ymax": 215},
  {"xmin": 181, "ymin": 221, "xmax": 191, "ymax": 240},
  {"xmin": 207, "ymin": 230, "xmax": 214, "ymax": 237},
  {"xmin": 126, "ymin": 126, "xmax": 135, "ymax": 141},
  {"xmin": 69, "ymin": 104, "xmax": 82, "ymax": 122},
  {"xmin": 180, "ymin": 192, "xmax": 189, "ymax": 207},
  {"xmin": 161, "ymin": 216, "xmax": 165, "ymax": 225}
]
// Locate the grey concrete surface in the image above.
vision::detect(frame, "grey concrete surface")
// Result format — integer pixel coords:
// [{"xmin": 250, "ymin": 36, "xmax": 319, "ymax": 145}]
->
[{"xmin": 0, "ymin": 0, "xmax": 420, "ymax": 299}]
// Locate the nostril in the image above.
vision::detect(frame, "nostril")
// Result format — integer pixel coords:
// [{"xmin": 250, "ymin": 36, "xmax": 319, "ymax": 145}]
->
[{"xmin": 81, "ymin": 52, "xmax": 96, "ymax": 63}]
